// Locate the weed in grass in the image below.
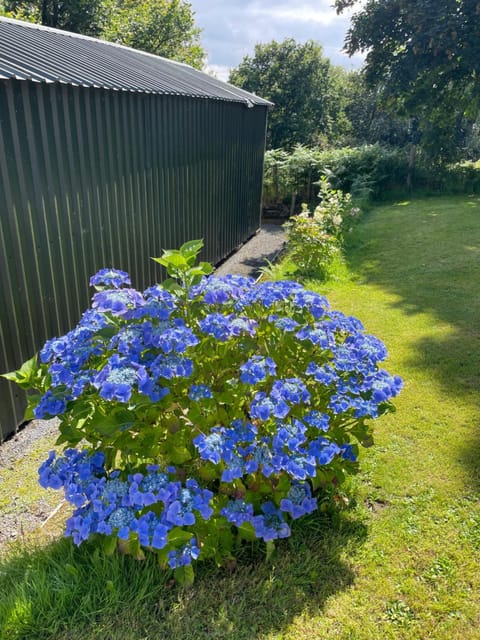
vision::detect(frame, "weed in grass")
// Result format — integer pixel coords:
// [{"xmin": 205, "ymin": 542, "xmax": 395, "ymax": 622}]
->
[
  {"xmin": 404, "ymin": 518, "xmax": 419, "ymax": 535},
  {"xmin": 423, "ymin": 557, "xmax": 456, "ymax": 585},
  {"xmin": 460, "ymin": 512, "xmax": 480, "ymax": 549},
  {"xmin": 385, "ymin": 599, "xmax": 416, "ymax": 627}
]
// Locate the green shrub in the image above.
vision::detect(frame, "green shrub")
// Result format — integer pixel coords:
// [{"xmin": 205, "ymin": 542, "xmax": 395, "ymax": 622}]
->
[
  {"xmin": 263, "ymin": 146, "xmax": 323, "ymax": 213},
  {"xmin": 283, "ymin": 213, "xmax": 339, "ymax": 278},
  {"xmin": 3, "ymin": 241, "xmax": 401, "ymax": 584},
  {"xmin": 263, "ymin": 144, "xmax": 480, "ymax": 210},
  {"xmin": 314, "ymin": 177, "xmax": 361, "ymax": 240},
  {"xmin": 441, "ymin": 161, "xmax": 480, "ymax": 194},
  {"xmin": 283, "ymin": 179, "xmax": 360, "ymax": 278},
  {"xmin": 263, "ymin": 145, "xmax": 413, "ymax": 211}
]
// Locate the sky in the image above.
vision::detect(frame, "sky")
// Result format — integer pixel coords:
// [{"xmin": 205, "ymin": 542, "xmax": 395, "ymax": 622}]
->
[{"xmin": 188, "ymin": 0, "xmax": 365, "ymax": 80}]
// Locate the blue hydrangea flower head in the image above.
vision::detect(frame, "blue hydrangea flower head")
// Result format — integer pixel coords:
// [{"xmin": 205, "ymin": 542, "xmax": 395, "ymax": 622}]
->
[
  {"xmin": 165, "ymin": 481, "xmax": 213, "ymax": 526},
  {"xmin": 340, "ymin": 443, "xmax": 357, "ymax": 462},
  {"xmin": 38, "ymin": 449, "xmax": 105, "ymax": 492},
  {"xmin": 221, "ymin": 454, "xmax": 246, "ymax": 482},
  {"xmin": 128, "ymin": 469, "xmax": 173, "ymax": 507},
  {"xmin": 268, "ymin": 315, "xmax": 299, "ymax": 332},
  {"xmin": 245, "ymin": 441, "xmax": 282, "ymax": 477},
  {"xmin": 188, "ymin": 384, "xmax": 213, "ymax": 401},
  {"xmin": 92, "ymin": 289, "xmax": 145, "ymax": 316},
  {"xmin": 243, "ymin": 280, "xmax": 303, "ymax": 308},
  {"xmin": 66, "ymin": 504, "xmax": 102, "ymax": 545},
  {"xmin": 240, "ymin": 356, "xmax": 277, "ymax": 384},
  {"xmin": 107, "ymin": 507, "xmax": 136, "ymax": 540},
  {"xmin": 191, "ymin": 274, "xmax": 255, "ymax": 304},
  {"xmin": 251, "ymin": 502, "xmax": 291, "ymax": 541},
  {"xmin": 296, "ymin": 325, "xmax": 335, "ymax": 349},
  {"xmin": 280, "ymin": 481, "xmax": 317, "ymax": 519},
  {"xmin": 221, "ymin": 499, "xmax": 254, "ymax": 526},
  {"xmin": 142, "ymin": 319, "xmax": 199, "ymax": 354},
  {"xmin": 34, "ymin": 390, "xmax": 69, "ymax": 419},
  {"xmin": 305, "ymin": 362, "xmax": 338, "ymax": 385},
  {"xmin": 309, "ymin": 438, "xmax": 341, "ymax": 465},
  {"xmin": 93, "ymin": 357, "xmax": 138, "ymax": 402},
  {"xmin": 250, "ymin": 392, "xmax": 290, "ymax": 421},
  {"xmin": 293, "ymin": 290, "xmax": 329, "ymax": 319},
  {"xmin": 273, "ymin": 418, "xmax": 307, "ymax": 452},
  {"xmin": 167, "ymin": 538, "xmax": 200, "ymax": 568},
  {"xmin": 150, "ymin": 354, "xmax": 194, "ymax": 380},
  {"xmin": 137, "ymin": 366, "xmax": 170, "ymax": 402},
  {"xmin": 281, "ymin": 452, "xmax": 317, "ymax": 480},
  {"xmin": 142, "ymin": 285, "xmax": 177, "ymax": 318},
  {"xmin": 303, "ymin": 410, "xmax": 330, "ymax": 432},
  {"xmin": 193, "ymin": 429, "xmax": 228, "ymax": 464},
  {"xmin": 271, "ymin": 378, "xmax": 311, "ymax": 405},
  {"xmin": 131, "ymin": 511, "xmax": 169, "ymax": 549},
  {"xmin": 89, "ymin": 268, "xmax": 131, "ymax": 289}
]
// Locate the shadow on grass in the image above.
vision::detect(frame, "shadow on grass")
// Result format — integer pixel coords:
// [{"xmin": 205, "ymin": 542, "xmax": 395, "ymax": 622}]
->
[
  {"xmin": 0, "ymin": 509, "xmax": 367, "ymax": 640},
  {"xmin": 344, "ymin": 195, "xmax": 480, "ymax": 486}
]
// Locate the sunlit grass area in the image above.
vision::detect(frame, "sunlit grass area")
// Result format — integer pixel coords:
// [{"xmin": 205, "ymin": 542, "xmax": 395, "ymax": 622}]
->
[
  {"xmin": 302, "ymin": 195, "xmax": 480, "ymax": 637},
  {"xmin": 1, "ymin": 195, "xmax": 480, "ymax": 639}
]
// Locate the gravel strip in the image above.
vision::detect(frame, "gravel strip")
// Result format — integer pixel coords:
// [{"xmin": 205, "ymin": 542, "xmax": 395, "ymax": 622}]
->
[
  {"xmin": 0, "ymin": 222, "xmax": 286, "ymax": 546},
  {"xmin": 0, "ymin": 419, "xmax": 60, "ymax": 547},
  {"xmin": 0, "ymin": 418, "xmax": 58, "ymax": 468},
  {"xmin": 215, "ymin": 222, "xmax": 285, "ymax": 278}
]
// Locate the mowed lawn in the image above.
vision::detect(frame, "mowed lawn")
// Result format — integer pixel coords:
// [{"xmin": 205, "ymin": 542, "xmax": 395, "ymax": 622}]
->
[
  {"xmin": 1, "ymin": 195, "xmax": 480, "ymax": 639},
  {"xmin": 309, "ymin": 195, "xmax": 480, "ymax": 638}
]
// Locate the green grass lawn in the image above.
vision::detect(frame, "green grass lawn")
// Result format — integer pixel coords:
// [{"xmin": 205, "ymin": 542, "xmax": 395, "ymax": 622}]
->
[{"xmin": 1, "ymin": 195, "xmax": 480, "ymax": 639}]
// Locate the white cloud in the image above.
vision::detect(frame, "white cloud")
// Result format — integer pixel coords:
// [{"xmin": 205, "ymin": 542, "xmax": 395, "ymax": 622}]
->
[
  {"xmin": 247, "ymin": 3, "xmax": 338, "ymax": 26},
  {"xmin": 204, "ymin": 63, "xmax": 231, "ymax": 82},
  {"xmin": 189, "ymin": 0, "xmax": 366, "ymax": 71}
]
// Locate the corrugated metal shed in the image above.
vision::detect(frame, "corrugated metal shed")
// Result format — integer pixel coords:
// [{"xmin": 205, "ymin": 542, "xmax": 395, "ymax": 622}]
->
[
  {"xmin": 0, "ymin": 17, "xmax": 271, "ymax": 106},
  {"xmin": 0, "ymin": 18, "xmax": 270, "ymax": 441}
]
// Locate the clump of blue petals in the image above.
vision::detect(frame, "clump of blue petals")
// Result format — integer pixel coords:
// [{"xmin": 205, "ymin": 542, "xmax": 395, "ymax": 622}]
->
[
  {"xmin": 89, "ymin": 268, "xmax": 131, "ymax": 289},
  {"xmin": 167, "ymin": 538, "xmax": 200, "ymax": 568},
  {"xmin": 251, "ymin": 502, "xmax": 291, "ymax": 541},
  {"xmin": 42, "ymin": 450, "xmax": 214, "ymax": 551},
  {"xmin": 280, "ymin": 482, "xmax": 317, "ymax": 519},
  {"xmin": 240, "ymin": 356, "xmax": 277, "ymax": 384}
]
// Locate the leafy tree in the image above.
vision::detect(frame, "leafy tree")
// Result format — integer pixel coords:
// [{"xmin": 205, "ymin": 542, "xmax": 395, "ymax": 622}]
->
[
  {"xmin": 343, "ymin": 72, "xmax": 411, "ymax": 148},
  {"xmin": 2, "ymin": 0, "xmax": 205, "ymax": 68},
  {"xmin": 229, "ymin": 39, "xmax": 349, "ymax": 149},
  {"xmin": 335, "ymin": 0, "xmax": 480, "ymax": 160},
  {"xmin": 2, "ymin": 0, "xmax": 105, "ymax": 35},
  {"xmin": 100, "ymin": 0, "xmax": 204, "ymax": 68}
]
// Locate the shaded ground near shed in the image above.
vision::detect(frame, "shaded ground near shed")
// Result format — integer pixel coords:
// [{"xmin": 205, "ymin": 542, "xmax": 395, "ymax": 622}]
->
[{"xmin": 215, "ymin": 223, "xmax": 285, "ymax": 278}]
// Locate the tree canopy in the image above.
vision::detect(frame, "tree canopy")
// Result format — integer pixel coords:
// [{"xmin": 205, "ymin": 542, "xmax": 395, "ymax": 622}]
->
[
  {"xmin": 2, "ymin": 0, "xmax": 105, "ymax": 35},
  {"xmin": 1, "ymin": 0, "xmax": 205, "ymax": 68},
  {"xmin": 335, "ymin": 0, "xmax": 480, "ymax": 159},
  {"xmin": 229, "ymin": 39, "xmax": 351, "ymax": 149},
  {"xmin": 101, "ymin": 0, "xmax": 204, "ymax": 68},
  {"xmin": 342, "ymin": 73, "xmax": 412, "ymax": 148}
]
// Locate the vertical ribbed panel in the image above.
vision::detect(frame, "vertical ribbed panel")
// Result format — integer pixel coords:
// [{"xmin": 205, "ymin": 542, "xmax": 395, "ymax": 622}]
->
[{"xmin": 0, "ymin": 79, "xmax": 267, "ymax": 441}]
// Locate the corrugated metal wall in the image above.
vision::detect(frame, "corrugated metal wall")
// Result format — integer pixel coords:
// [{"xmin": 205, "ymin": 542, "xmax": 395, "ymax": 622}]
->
[{"xmin": 0, "ymin": 79, "xmax": 268, "ymax": 441}]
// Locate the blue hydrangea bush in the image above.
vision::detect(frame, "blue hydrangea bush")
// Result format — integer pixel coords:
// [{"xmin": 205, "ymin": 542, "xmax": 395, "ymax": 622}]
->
[{"xmin": 4, "ymin": 240, "xmax": 402, "ymax": 583}]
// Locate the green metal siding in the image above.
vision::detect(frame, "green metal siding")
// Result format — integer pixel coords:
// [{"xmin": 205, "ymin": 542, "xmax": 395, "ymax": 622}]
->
[{"xmin": 0, "ymin": 79, "xmax": 268, "ymax": 441}]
